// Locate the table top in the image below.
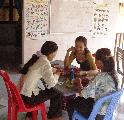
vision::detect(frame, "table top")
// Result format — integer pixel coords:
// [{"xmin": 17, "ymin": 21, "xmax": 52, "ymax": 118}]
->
[
  {"xmin": 54, "ymin": 75, "xmax": 95, "ymax": 96},
  {"xmin": 52, "ymin": 60, "xmax": 95, "ymax": 95},
  {"xmin": 54, "ymin": 76, "xmax": 76, "ymax": 96}
]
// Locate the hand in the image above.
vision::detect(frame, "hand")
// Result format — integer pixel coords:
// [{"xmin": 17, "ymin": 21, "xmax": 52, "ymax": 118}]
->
[
  {"xmin": 56, "ymin": 68, "xmax": 64, "ymax": 76},
  {"xmin": 73, "ymin": 78, "xmax": 83, "ymax": 93},
  {"xmin": 53, "ymin": 67, "xmax": 64, "ymax": 76},
  {"xmin": 52, "ymin": 67, "xmax": 58, "ymax": 74},
  {"xmin": 55, "ymin": 71, "xmax": 61, "ymax": 76},
  {"xmin": 67, "ymin": 46, "xmax": 75, "ymax": 53}
]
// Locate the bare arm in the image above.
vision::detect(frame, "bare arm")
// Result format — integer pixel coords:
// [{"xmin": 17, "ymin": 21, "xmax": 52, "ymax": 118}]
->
[
  {"xmin": 79, "ymin": 69, "xmax": 98, "ymax": 76},
  {"xmin": 80, "ymin": 52, "xmax": 98, "ymax": 76},
  {"xmin": 64, "ymin": 47, "xmax": 76, "ymax": 67}
]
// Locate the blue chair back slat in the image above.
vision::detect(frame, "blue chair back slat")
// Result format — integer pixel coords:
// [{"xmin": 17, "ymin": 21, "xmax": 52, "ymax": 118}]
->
[
  {"xmin": 103, "ymin": 89, "xmax": 124, "ymax": 120},
  {"xmin": 88, "ymin": 96, "xmax": 109, "ymax": 120},
  {"xmin": 72, "ymin": 89, "xmax": 124, "ymax": 120}
]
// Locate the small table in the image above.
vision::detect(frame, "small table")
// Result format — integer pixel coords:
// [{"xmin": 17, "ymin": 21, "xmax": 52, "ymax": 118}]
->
[
  {"xmin": 54, "ymin": 76, "xmax": 76, "ymax": 110},
  {"xmin": 54, "ymin": 75, "xmax": 95, "ymax": 110}
]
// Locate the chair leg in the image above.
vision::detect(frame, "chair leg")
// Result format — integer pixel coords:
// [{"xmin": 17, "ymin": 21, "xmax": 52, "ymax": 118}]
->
[
  {"xmin": 11, "ymin": 106, "xmax": 18, "ymax": 120},
  {"xmin": 32, "ymin": 110, "xmax": 38, "ymax": 120},
  {"xmin": 8, "ymin": 101, "xmax": 12, "ymax": 120},
  {"xmin": 41, "ymin": 104, "xmax": 46, "ymax": 120}
]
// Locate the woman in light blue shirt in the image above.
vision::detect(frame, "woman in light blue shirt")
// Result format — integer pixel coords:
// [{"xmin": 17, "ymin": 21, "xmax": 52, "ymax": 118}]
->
[{"xmin": 67, "ymin": 48, "xmax": 118, "ymax": 120}]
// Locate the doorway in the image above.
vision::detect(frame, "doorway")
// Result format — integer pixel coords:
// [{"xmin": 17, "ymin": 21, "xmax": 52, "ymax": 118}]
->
[{"xmin": 0, "ymin": 0, "xmax": 22, "ymax": 72}]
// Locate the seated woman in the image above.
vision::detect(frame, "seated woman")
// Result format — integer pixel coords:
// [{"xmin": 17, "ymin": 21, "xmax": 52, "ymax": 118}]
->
[
  {"xmin": 67, "ymin": 48, "xmax": 119, "ymax": 120},
  {"xmin": 17, "ymin": 41, "xmax": 63, "ymax": 120},
  {"xmin": 64, "ymin": 36, "xmax": 97, "ymax": 76}
]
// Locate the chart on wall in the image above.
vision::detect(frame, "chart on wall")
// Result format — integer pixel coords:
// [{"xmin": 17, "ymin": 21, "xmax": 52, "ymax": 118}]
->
[
  {"xmin": 92, "ymin": 4, "xmax": 110, "ymax": 37},
  {"xmin": 24, "ymin": 0, "xmax": 49, "ymax": 40},
  {"xmin": 50, "ymin": 0, "xmax": 93, "ymax": 33}
]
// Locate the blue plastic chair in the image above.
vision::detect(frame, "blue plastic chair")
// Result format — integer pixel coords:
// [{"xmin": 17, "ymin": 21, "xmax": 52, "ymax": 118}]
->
[{"xmin": 72, "ymin": 89, "xmax": 124, "ymax": 120}]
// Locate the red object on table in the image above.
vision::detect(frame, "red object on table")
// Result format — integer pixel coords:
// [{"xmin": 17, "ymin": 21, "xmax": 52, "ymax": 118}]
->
[{"xmin": 61, "ymin": 68, "xmax": 90, "ymax": 111}]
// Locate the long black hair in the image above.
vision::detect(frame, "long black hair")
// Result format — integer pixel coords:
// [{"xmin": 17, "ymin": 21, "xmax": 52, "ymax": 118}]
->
[
  {"xmin": 95, "ymin": 48, "xmax": 118, "ymax": 90},
  {"xmin": 20, "ymin": 41, "xmax": 58, "ymax": 74}
]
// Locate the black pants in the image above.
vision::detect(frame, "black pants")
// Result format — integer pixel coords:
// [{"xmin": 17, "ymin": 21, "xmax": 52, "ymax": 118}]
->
[
  {"xmin": 67, "ymin": 96, "xmax": 104, "ymax": 120},
  {"xmin": 21, "ymin": 88, "xmax": 63, "ymax": 119}
]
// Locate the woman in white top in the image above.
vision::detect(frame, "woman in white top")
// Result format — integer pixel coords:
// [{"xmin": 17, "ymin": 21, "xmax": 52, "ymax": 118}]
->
[{"xmin": 17, "ymin": 41, "xmax": 62, "ymax": 120}]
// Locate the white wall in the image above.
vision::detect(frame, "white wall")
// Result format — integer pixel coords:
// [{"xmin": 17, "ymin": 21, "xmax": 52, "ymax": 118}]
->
[{"xmin": 22, "ymin": 0, "xmax": 119, "ymax": 66}]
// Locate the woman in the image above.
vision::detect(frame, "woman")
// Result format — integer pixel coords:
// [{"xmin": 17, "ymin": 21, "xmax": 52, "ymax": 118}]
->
[
  {"xmin": 64, "ymin": 36, "xmax": 97, "ymax": 76},
  {"xmin": 67, "ymin": 48, "xmax": 118, "ymax": 120},
  {"xmin": 17, "ymin": 41, "xmax": 63, "ymax": 120}
]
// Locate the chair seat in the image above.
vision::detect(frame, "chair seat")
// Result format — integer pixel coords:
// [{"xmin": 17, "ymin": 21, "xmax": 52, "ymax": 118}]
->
[
  {"xmin": 72, "ymin": 89, "xmax": 124, "ymax": 120},
  {"xmin": 0, "ymin": 70, "xmax": 46, "ymax": 120}
]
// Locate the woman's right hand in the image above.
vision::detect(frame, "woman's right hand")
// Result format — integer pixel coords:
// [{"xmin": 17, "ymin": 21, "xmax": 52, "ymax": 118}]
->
[
  {"xmin": 67, "ymin": 46, "xmax": 75, "ymax": 53},
  {"xmin": 73, "ymin": 78, "xmax": 83, "ymax": 93}
]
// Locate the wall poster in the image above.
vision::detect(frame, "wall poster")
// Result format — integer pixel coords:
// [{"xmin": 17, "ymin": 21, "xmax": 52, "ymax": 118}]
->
[
  {"xmin": 24, "ymin": 0, "xmax": 49, "ymax": 40},
  {"xmin": 92, "ymin": 4, "xmax": 110, "ymax": 37}
]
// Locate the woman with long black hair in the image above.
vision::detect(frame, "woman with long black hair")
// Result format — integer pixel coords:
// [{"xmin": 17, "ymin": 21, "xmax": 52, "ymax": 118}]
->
[{"xmin": 17, "ymin": 41, "xmax": 63, "ymax": 120}]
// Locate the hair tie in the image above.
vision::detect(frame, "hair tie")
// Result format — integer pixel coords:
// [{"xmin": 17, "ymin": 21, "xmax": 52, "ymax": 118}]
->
[{"xmin": 36, "ymin": 50, "xmax": 42, "ymax": 57}]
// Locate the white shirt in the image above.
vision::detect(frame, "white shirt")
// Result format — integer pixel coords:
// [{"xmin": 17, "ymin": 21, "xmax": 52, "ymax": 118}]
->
[{"xmin": 21, "ymin": 54, "xmax": 59, "ymax": 97}]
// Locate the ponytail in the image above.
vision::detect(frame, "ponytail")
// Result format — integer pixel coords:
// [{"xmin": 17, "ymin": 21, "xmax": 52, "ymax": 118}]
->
[{"xmin": 20, "ymin": 54, "xmax": 39, "ymax": 74}]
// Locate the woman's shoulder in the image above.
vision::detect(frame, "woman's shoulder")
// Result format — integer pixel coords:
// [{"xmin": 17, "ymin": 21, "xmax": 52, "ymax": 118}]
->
[
  {"xmin": 39, "ymin": 55, "xmax": 52, "ymax": 67},
  {"xmin": 38, "ymin": 54, "xmax": 47, "ymax": 61},
  {"xmin": 96, "ymin": 72, "xmax": 109, "ymax": 77},
  {"xmin": 95, "ymin": 72, "xmax": 113, "ymax": 81},
  {"xmin": 29, "ymin": 55, "xmax": 50, "ymax": 70}
]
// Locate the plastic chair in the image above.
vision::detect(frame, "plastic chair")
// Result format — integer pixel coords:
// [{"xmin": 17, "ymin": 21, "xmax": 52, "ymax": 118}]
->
[
  {"xmin": 72, "ymin": 88, "xmax": 124, "ymax": 120},
  {"xmin": 0, "ymin": 70, "xmax": 46, "ymax": 120}
]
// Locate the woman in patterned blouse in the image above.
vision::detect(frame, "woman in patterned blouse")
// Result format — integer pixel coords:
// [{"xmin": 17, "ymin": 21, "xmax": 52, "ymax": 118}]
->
[
  {"xmin": 67, "ymin": 48, "xmax": 118, "ymax": 120},
  {"xmin": 64, "ymin": 36, "xmax": 97, "ymax": 76}
]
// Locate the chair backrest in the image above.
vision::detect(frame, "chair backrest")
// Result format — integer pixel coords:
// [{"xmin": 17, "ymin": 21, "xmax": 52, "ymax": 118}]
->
[
  {"xmin": 0, "ymin": 70, "xmax": 26, "ymax": 111},
  {"xmin": 88, "ymin": 89, "xmax": 124, "ymax": 120},
  {"xmin": 114, "ymin": 33, "xmax": 124, "ymax": 60},
  {"xmin": 116, "ymin": 47, "xmax": 124, "ymax": 88}
]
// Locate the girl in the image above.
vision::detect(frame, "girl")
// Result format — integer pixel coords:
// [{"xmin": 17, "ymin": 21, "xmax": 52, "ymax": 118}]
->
[
  {"xmin": 67, "ymin": 48, "xmax": 118, "ymax": 120},
  {"xmin": 17, "ymin": 41, "xmax": 63, "ymax": 120},
  {"xmin": 64, "ymin": 36, "xmax": 97, "ymax": 76}
]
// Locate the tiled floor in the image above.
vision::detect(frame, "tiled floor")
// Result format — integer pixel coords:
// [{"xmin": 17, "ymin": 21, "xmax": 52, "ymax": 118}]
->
[{"xmin": 0, "ymin": 72, "xmax": 124, "ymax": 120}]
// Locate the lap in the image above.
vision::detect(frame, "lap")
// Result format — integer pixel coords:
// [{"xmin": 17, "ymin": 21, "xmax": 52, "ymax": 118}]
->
[
  {"xmin": 21, "ymin": 88, "xmax": 62, "ymax": 105},
  {"xmin": 74, "ymin": 96, "xmax": 95, "ymax": 118}
]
